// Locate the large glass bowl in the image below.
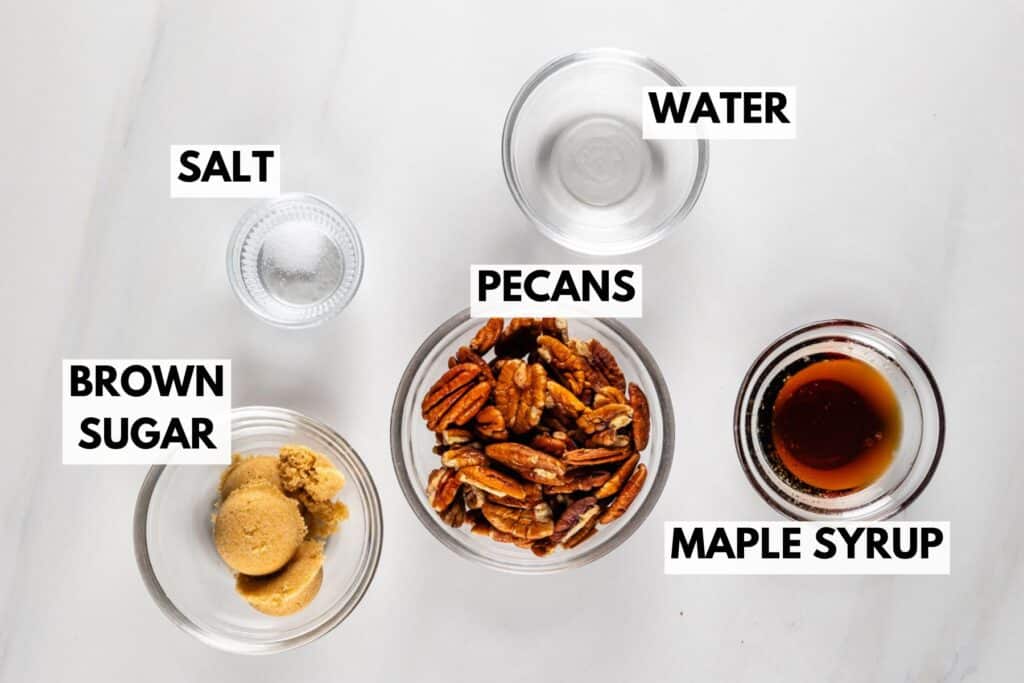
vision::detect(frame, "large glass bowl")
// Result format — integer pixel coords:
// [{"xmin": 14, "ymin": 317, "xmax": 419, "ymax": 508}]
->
[
  {"xmin": 391, "ymin": 311, "xmax": 674, "ymax": 573},
  {"xmin": 134, "ymin": 406, "xmax": 383, "ymax": 654},
  {"xmin": 734, "ymin": 320, "xmax": 945, "ymax": 520}
]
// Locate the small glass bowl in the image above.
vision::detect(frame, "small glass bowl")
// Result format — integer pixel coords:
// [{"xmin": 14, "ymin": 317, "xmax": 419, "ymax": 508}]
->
[
  {"xmin": 226, "ymin": 193, "xmax": 364, "ymax": 329},
  {"xmin": 502, "ymin": 48, "xmax": 709, "ymax": 255},
  {"xmin": 133, "ymin": 406, "xmax": 383, "ymax": 654},
  {"xmin": 734, "ymin": 320, "xmax": 945, "ymax": 520},
  {"xmin": 390, "ymin": 311, "xmax": 674, "ymax": 573}
]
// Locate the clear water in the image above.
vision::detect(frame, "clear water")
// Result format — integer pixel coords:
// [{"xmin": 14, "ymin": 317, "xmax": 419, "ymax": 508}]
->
[{"xmin": 553, "ymin": 116, "xmax": 650, "ymax": 207}]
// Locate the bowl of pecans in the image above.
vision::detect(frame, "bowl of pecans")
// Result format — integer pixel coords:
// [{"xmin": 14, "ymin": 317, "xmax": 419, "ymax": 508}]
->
[{"xmin": 390, "ymin": 311, "xmax": 674, "ymax": 573}]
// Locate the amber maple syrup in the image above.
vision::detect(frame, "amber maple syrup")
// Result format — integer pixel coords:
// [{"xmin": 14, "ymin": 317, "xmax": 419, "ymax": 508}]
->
[{"xmin": 763, "ymin": 354, "xmax": 902, "ymax": 492}]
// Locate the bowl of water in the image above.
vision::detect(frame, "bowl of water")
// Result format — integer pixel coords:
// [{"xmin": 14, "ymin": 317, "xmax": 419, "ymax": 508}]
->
[
  {"xmin": 502, "ymin": 48, "xmax": 709, "ymax": 255},
  {"xmin": 227, "ymin": 193, "xmax": 364, "ymax": 328}
]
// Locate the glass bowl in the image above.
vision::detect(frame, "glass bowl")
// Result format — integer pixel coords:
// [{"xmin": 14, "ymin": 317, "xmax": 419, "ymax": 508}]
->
[
  {"xmin": 134, "ymin": 406, "xmax": 383, "ymax": 654},
  {"xmin": 502, "ymin": 48, "xmax": 709, "ymax": 255},
  {"xmin": 226, "ymin": 193, "xmax": 364, "ymax": 329},
  {"xmin": 390, "ymin": 311, "xmax": 674, "ymax": 573},
  {"xmin": 734, "ymin": 320, "xmax": 945, "ymax": 520}
]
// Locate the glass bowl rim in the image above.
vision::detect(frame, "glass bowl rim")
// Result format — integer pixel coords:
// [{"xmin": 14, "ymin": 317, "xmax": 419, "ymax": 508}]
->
[
  {"xmin": 500, "ymin": 47, "xmax": 711, "ymax": 255},
  {"xmin": 732, "ymin": 318, "xmax": 946, "ymax": 520},
  {"xmin": 389, "ymin": 309, "xmax": 675, "ymax": 573},
  {"xmin": 225, "ymin": 192, "xmax": 365, "ymax": 330},
  {"xmin": 132, "ymin": 405, "xmax": 384, "ymax": 654}
]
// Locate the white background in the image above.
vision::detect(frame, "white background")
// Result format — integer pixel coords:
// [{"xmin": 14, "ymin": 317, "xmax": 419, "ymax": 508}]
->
[{"xmin": 2, "ymin": 0, "xmax": 1022, "ymax": 681}]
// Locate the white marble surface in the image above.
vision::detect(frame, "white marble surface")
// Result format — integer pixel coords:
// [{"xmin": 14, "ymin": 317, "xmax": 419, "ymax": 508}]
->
[{"xmin": 3, "ymin": 0, "xmax": 1023, "ymax": 680}]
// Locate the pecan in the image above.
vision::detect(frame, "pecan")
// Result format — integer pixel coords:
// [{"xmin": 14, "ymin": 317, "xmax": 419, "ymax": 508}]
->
[
  {"xmin": 536, "ymin": 335, "xmax": 587, "ymax": 395},
  {"xmin": 530, "ymin": 539, "xmax": 556, "ymax": 557},
  {"xmin": 599, "ymin": 464, "xmax": 647, "ymax": 524},
  {"xmin": 469, "ymin": 317, "xmax": 503, "ymax": 354},
  {"xmin": 426, "ymin": 467, "xmax": 461, "ymax": 512},
  {"xmin": 595, "ymin": 452, "xmax": 640, "ymax": 499},
  {"xmin": 462, "ymin": 484, "xmax": 486, "ymax": 510},
  {"xmin": 540, "ymin": 318, "xmax": 569, "ymax": 342},
  {"xmin": 550, "ymin": 496, "xmax": 601, "ymax": 545},
  {"xmin": 593, "ymin": 386, "xmax": 627, "ymax": 408},
  {"xmin": 456, "ymin": 465, "xmax": 527, "ymax": 500},
  {"xmin": 586, "ymin": 428, "xmax": 631, "ymax": 449},
  {"xmin": 495, "ymin": 318, "xmax": 542, "ymax": 357},
  {"xmin": 628, "ymin": 382, "xmax": 651, "ymax": 451},
  {"xmin": 561, "ymin": 517, "xmax": 599, "ymax": 549},
  {"xmin": 474, "ymin": 405, "xmax": 508, "ymax": 440},
  {"xmin": 485, "ymin": 481, "xmax": 543, "ymax": 508},
  {"xmin": 451, "ymin": 346, "xmax": 494, "ymax": 384},
  {"xmin": 439, "ymin": 500, "xmax": 466, "ymax": 527},
  {"xmin": 484, "ymin": 443, "xmax": 566, "ymax": 484},
  {"xmin": 481, "ymin": 502, "xmax": 554, "ymax": 540},
  {"xmin": 441, "ymin": 445, "xmax": 487, "ymax": 470},
  {"xmin": 436, "ymin": 428, "xmax": 474, "ymax": 446},
  {"xmin": 589, "ymin": 339, "xmax": 626, "ymax": 392},
  {"xmin": 544, "ymin": 469, "xmax": 611, "ymax": 494},
  {"xmin": 563, "ymin": 448, "xmax": 633, "ymax": 467},
  {"xmin": 577, "ymin": 403, "xmax": 633, "ymax": 434},
  {"xmin": 494, "ymin": 359, "xmax": 546, "ymax": 434},
  {"xmin": 422, "ymin": 364, "xmax": 491, "ymax": 431},
  {"xmin": 546, "ymin": 380, "xmax": 586, "ymax": 418},
  {"xmin": 530, "ymin": 431, "xmax": 572, "ymax": 456}
]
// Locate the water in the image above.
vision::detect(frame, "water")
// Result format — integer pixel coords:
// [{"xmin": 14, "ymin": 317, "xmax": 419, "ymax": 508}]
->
[{"xmin": 552, "ymin": 116, "xmax": 651, "ymax": 207}]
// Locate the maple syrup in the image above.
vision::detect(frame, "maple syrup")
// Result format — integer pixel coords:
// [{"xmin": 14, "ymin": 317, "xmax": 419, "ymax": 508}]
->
[{"xmin": 763, "ymin": 354, "xmax": 902, "ymax": 492}]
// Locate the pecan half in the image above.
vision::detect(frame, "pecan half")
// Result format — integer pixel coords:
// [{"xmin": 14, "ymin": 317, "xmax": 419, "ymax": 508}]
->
[
  {"xmin": 494, "ymin": 359, "xmax": 546, "ymax": 434},
  {"xmin": 462, "ymin": 484, "xmax": 486, "ymax": 510},
  {"xmin": 451, "ymin": 346, "xmax": 495, "ymax": 384},
  {"xmin": 593, "ymin": 385, "xmax": 627, "ymax": 408},
  {"xmin": 595, "ymin": 452, "xmax": 640, "ymax": 499},
  {"xmin": 422, "ymin": 364, "xmax": 491, "ymax": 431},
  {"xmin": 544, "ymin": 469, "xmax": 611, "ymax": 494},
  {"xmin": 484, "ymin": 443, "xmax": 566, "ymax": 484},
  {"xmin": 426, "ymin": 467, "xmax": 461, "ymax": 511},
  {"xmin": 546, "ymin": 380, "xmax": 586, "ymax": 418},
  {"xmin": 439, "ymin": 500, "xmax": 466, "ymax": 527},
  {"xmin": 469, "ymin": 317, "xmax": 503, "ymax": 354},
  {"xmin": 563, "ymin": 448, "xmax": 633, "ymax": 467},
  {"xmin": 440, "ymin": 445, "xmax": 487, "ymax": 470},
  {"xmin": 628, "ymin": 382, "xmax": 651, "ymax": 451},
  {"xmin": 550, "ymin": 496, "xmax": 600, "ymax": 545},
  {"xmin": 561, "ymin": 517, "xmax": 599, "ymax": 549},
  {"xmin": 540, "ymin": 317, "xmax": 569, "ymax": 342},
  {"xmin": 530, "ymin": 539, "xmax": 556, "ymax": 557},
  {"xmin": 585, "ymin": 428, "xmax": 631, "ymax": 449},
  {"xmin": 437, "ymin": 428, "xmax": 474, "ymax": 446},
  {"xmin": 474, "ymin": 405, "xmax": 508, "ymax": 440},
  {"xmin": 536, "ymin": 335, "xmax": 587, "ymax": 395},
  {"xmin": 589, "ymin": 339, "xmax": 626, "ymax": 392},
  {"xmin": 481, "ymin": 502, "xmax": 554, "ymax": 540},
  {"xmin": 456, "ymin": 465, "xmax": 527, "ymax": 500},
  {"xmin": 495, "ymin": 318, "xmax": 542, "ymax": 357},
  {"xmin": 577, "ymin": 403, "xmax": 633, "ymax": 434},
  {"xmin": 485, "ymin": 481, "xmax": 543, "ymax": 508},
  {"xmin": 599, "ymin": 463, "xmax": 647, "ymax": 524},
  {"xmin": 530, "ymin": 431, "xmax": 573, "ymax": 456}
]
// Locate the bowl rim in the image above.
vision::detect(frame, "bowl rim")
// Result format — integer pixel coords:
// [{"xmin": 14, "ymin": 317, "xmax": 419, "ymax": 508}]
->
[
  {"xmin": 225, "ymin": 192, "xmax": 365, "ymax": 330},
  {"xmin": 733, "ymin": 319, "xmax": 946, "ymax": 520},
  {"xmin": 500, "ymin": 47, "xmax": 711, "ymax": 256},
  {"xmin": 133, "ymin": 405, "xmax": 383, "ymax": 654},
  {"xmin": 390, "ymin": 310, "xmax": 675, "ymax": 574}
]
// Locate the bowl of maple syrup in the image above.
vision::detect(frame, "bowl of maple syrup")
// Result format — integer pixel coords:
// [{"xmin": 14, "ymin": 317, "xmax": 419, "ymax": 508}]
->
[{"xmin": 734, "ymin": 320, "xmax": 944, "ymax": 520}]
